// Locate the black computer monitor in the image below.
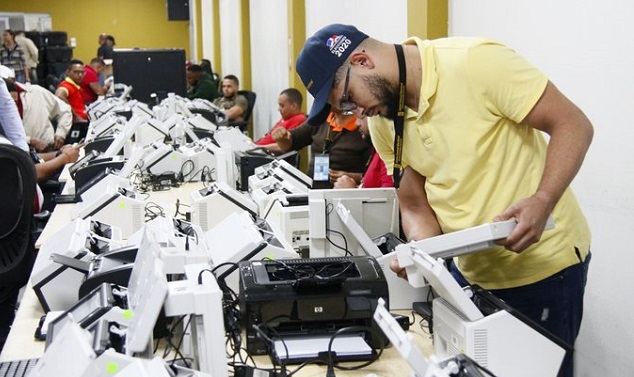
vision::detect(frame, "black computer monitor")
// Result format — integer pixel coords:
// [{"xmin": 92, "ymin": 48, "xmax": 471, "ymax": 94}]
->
[{"xmin": 113, "ymin": 49, "xmax": 186, "ymax": 104}]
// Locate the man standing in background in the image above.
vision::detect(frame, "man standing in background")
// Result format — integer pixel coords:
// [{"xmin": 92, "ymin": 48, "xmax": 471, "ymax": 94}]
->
[
  {"xmin": 14, "ymin": 31, "xmax": 38, "ymax": 85},
  {"xmin": 97, "ymin": 35, "xmax": 115, "ymax": 60},
  {"xmin": 0, "ymin": 30, "xmax": 29, "ymax": 84}
]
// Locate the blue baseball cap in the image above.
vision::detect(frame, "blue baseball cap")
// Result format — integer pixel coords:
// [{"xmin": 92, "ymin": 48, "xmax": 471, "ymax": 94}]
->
[{"xmin": 296, "ymin": 24, "xmax": 368, "ymax": 126}]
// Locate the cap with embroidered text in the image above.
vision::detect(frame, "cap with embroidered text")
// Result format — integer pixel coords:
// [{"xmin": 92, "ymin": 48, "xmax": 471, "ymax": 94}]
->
[{"xmin": 296, "ymin": 24, "xmax": 368, "ymax": 126}]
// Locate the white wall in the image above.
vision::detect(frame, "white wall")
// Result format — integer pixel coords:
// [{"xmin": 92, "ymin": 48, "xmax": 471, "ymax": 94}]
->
[
  {"xmin": 304, "ymin": 0, "xmax": 408, "ymax": 112},
  {"xmin": 249, "ymin": 0, "xmax": 289, "ymax": 139},
  {"xmin": 218, "ymin": 0, "xmax": 242, "ymax": 80},
  {"xmin": 200, "ymin": 0, "xmax": 214, "ymax": 63},
  {"xmin": 450, "ymin": 1, "xmax": 634, "ymax": 376},
  {"xmin": 243, "ymin": 0, "xmax": 410, "ymax": 138}
]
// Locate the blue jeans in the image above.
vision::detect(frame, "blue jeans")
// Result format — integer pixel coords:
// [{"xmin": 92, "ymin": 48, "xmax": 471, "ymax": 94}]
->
[
  {"xmin": 14, "ymin": 71, "xmax": 26, "ymax": 84},
  {"xmin": 450, "ymin": 250, "xmax": 591, "ymax": 377}
]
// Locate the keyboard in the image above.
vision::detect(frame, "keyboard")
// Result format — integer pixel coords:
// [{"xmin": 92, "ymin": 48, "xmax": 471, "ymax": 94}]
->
[{"xmin": 0, "ymin": 358, "xmax": 39, "ymax": 377}]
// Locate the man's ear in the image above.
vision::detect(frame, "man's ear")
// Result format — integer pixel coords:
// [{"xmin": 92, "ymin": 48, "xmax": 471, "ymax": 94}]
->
[{"xmin": 349, "ymin": 51, "xmax": 374, "ymax": 69}]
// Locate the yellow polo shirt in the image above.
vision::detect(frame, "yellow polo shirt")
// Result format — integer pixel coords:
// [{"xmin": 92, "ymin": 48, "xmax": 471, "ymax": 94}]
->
[{"xmin": 369, "ymin": 37, "xmax": 591, "ymax": 289}]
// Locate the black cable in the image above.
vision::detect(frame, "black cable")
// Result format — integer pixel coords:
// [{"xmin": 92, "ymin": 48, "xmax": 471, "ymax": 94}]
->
[
  {"xmin": 324, "ymin": 202, "xmax": 352, "ymax": 256},
  {"xmin": 144, "ymin": 202, "xmax": 165, "ymax": 221},
  {"xmin": 255, "ymin": 324, "xmax": 288, "ymax": 376},
  {"xmin": 180, "ymin": 159, "xmax": 196, "ymax": 180},
  {"xmin": 286, "ymin": 358, "xmax": 328, "ymax": 377},
  {"xmin": 174, "ymin": 199, "xmax": 191, "ymax": 219},
  {"xmin": 160, "ymin": 315, "xmax": 193, "ymax": 369},
  {"xmin": 197, "ymin": 268, "xmax": 215, "ymax": 285},
  {"xmin": 456, "ymin": 354, "xmax": 498, "ymax": 377},
  {"xmin": 262, "ymin": 197, "xmax": 281, "ymax": 220},
  {"xmin": 327, "ymin": 326, "xmax": 385, "ymax": 372}
]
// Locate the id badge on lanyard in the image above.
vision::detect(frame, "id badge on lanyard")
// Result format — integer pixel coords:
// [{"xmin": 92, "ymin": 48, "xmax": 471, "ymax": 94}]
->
[{"xmin": 313, "ymin": 153, "xmax": 330, "ymax": 181}]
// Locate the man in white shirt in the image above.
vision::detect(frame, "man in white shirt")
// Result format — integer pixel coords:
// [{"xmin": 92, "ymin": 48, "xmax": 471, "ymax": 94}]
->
[{"xmin": 3, "ymin": 76, "xmax": 72, "ymax": 151}]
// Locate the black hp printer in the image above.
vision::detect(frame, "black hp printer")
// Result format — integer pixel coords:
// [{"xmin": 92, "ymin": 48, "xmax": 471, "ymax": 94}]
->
[{"xmin": 239, "ymin": 256, "xmax": 389, "ymax": 359}]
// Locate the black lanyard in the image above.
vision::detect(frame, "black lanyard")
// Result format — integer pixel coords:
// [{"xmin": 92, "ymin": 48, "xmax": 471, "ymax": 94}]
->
[
  {"xmin": 393, "ymin": 44, "xmax": 406, "ymax": 188},
  {"xmin": 323, "ymin": 126, "xmax": 343, "ymax": 154}
]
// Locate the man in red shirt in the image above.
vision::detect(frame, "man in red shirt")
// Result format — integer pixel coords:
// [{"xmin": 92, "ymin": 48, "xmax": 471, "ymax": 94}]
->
[
  {"xmin": 80, "ymin": 58, "xmax": 109, "ymax": 104},
  {"xmin": 55, "ymin": 59, "xmax": 87, "ymax": 121},
  {"xmin": 255, "ymin": 88, "xmax": 306, "ymax": 152}
]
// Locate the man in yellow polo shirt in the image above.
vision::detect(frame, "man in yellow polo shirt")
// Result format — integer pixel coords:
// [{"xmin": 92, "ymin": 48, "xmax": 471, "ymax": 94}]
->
[{"xmin": 296, "ymin": 24, "xmax": 593, "ymax": 377}]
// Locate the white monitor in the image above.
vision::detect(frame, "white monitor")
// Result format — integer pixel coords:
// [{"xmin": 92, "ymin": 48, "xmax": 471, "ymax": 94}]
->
[
  {"xmin": 73, "ymin": 186, "xmax": 145, "ymax": 239},
  {"xmin": 127, "ymin": 230, "xmax": 161, "ymax": 308},
  {"xmin": 205, "ymin": 211, "xmax": 298, "ymax": 292},
  {"xmin": 31, "ymin": 218, "xmax": 95, "ymax": 311},
  {"xmin": 432, "ymin": 294, "xmax": 567, "ymax": 377},
  {"xmin": 134, "ymin": 118, "xmax": 169, "ymax": 147},
  {"xmin": 215, "ymin": 142, "xmax": 236, "ymax": 189},
  {"xmin": 126, "ymin": 216, "xmax": 210, "ymax": 274},
  {"xmin": 250, "ymin": 181, "xmax": 305, "ymax": 214},
  {"xmin": 88, "ymin": 113, "xmax": 124, "ymax": 140},
  {"xmin": 130, "ymin": 100, "xmax": 154, "ymax": 118},
  {"xmin": 190, "ymin": 181, "xmax": 258, "ymax": 231},
  {"xmin": 125, "ymin": 257, "xmax": 168, "ymax": 354},
  {"xmin": 264, "ymin": 194, "xmax": 309, "ymax": 254},
  {"xmin": 87, "ymin": 98, "xmax": 120, "ymax": 121},
  {"xmin": 214, "ymin": 127, "xmax": 257, "ymax": 152},
  {"xmin": 308, "ymin": 188, "xmax": 400, "ymax": 258},
  {"xmin": 186, "ymin": 113, "xmax": 217, "ymax": 132},
  {"xmin": 29, "ymin": 320, "xmax": 97, "ymax": 377},
  {"xmin": 178, "ymin": 137, "xmax": 220, "ymax": 182},
  {"xmin": 76, "ymin": 170, "xmax": 132, "ymax": 205},
  {"xmin": 249, "ymin": 159, "xmax": 312, "ymax": 193},
  {"xmin": 103, "ymin": 113, "xmax": 149, "ymax": 157},
  {"xmin": 141, "ymin": 142, "xmax": 184, "ymax": 177},
  {"xmin": 117, "ymin": 144, "xmax": 153, "ymax": 178}
]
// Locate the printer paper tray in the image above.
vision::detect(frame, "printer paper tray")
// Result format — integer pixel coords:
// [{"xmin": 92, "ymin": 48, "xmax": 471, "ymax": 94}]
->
[{"xmin": 273, "ymin": 334, "xmax": 373, "ymax": 364}]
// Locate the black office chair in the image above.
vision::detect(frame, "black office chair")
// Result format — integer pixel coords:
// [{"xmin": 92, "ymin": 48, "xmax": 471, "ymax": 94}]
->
[
  {"xmin": 231, "ymin": 90, "xmax": 257, "ymax": 134},
  {"xmin": 0, "ymin": 143, "xmax": 37, "ymax": 349}
]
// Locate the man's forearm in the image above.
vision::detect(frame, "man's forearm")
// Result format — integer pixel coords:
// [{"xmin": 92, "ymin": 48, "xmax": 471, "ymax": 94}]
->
[
  {"xmin": 401, "ymin": 208, "xmax": 443, "ymax": 241},
  {"xmin": 261, "ymin": 143, "xmax": 282, "ymax": 154}
]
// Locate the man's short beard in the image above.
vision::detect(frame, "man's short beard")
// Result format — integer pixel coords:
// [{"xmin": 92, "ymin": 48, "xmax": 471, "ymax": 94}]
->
[{"xmin": 362, "ymin": 74, "xmax": 399, "ymax": 119}]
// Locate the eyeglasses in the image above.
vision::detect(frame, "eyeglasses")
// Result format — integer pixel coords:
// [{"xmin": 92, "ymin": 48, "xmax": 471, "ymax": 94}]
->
[
  {"xmin": 339, "ymin": 65, "xmax": 357, "ymax": 115},
  {"xmin": 70, "ymin": 70, "xmax": 85, "ymax": 75}
]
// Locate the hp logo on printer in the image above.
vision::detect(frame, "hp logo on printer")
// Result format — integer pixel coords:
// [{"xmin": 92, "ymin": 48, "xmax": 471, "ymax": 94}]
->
[{"xmin": 314, "ymin": 306, "xmax": 323, "ymax": 313}]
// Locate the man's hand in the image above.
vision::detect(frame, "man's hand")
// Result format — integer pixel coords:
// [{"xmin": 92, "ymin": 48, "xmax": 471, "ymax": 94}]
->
[
  {"xmin": 272, "ymin": 128, "xmax": 292, "ymax": 152},
  {"xmin": 493, "ymin": 192, "xmax": 554, "ymax": 253},
  {"xmin": 60, "ymin": 144, "xmax": 80, "ymax": 163},
  {"xmin": 30, "ymin": 138, "xmax": 49, "ymax": 152},
  {"xmin": 390, "ymin": 257, "xmax": 408, "ymax": 280},
  {"xmin": 53, "ymin": 136, "xmax": 65, "ymax": 150},
  {"xmin": 334, "ymin": 174, "xmax": 358, "ymax": 189},
  {"xmin": 329, "ymin": 170, "xmax": 361, "ymax": 185}
]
